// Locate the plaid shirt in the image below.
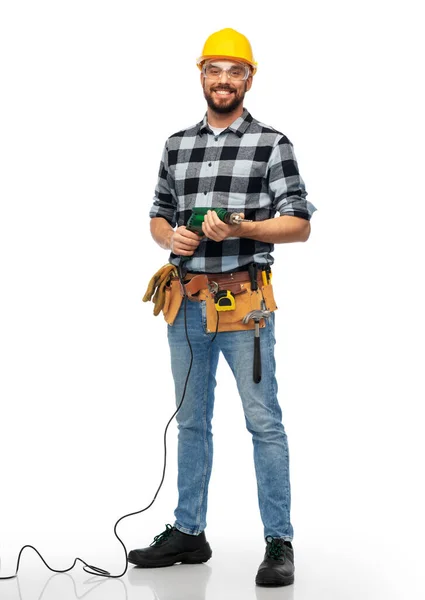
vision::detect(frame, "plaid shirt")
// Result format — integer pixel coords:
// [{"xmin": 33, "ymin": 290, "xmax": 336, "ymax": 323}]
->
[{"xmin": 149, "ymin": 108, "xmax": 316, "ymax": 273}]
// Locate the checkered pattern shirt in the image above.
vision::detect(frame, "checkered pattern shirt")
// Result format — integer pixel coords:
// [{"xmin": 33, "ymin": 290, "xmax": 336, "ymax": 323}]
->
[{"xmin": 149, "ymin": 108, "xmax": 316, "ymax": 273}]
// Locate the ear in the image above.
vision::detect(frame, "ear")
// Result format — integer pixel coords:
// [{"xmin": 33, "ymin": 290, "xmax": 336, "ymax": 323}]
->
[{"xmin": 245, "ymin": 75, "xmax": 253, "ymax": 92}]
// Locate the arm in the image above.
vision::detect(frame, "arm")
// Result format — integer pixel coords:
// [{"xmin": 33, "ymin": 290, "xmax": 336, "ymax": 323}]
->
[
  {"xmin": 150, "ymin": 217, "xmax": 174, "ymax": 250},
  {"xmin": 237, "ymin": 214, "xmax": 310, "ymax": 243},
  {"xmin": 201, "ymin": 212, "xmax": 310, "ymax": 243},
  {"xmin": 148, "ymin": 142, "xmax": 201, "ymax": 256}
]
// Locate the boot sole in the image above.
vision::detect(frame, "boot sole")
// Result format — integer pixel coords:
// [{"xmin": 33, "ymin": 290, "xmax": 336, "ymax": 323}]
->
[
  {"xmin": 128, "ymin": 544, "xmax": 212, "ymax": 568},
  {"xmin": 256, "ymin": 574, "xmax": 294, "ymax": 587}
]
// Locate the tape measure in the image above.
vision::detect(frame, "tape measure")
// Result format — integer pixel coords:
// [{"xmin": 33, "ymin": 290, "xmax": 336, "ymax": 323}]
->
[{"xmin": 214, "ymin": 290, "xmax": 236, "ymax": 311}]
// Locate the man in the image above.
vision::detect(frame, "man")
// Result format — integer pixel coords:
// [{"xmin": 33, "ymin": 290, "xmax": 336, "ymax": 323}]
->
[{"xmin": 129, "ymin": 28, "xmax": 316, "ymax": 587}]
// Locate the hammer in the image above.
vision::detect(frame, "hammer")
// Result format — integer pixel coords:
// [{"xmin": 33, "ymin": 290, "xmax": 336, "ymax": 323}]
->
[{"xmin": 242, "ymin": 310, "xmax": 271, "ymax": 383}]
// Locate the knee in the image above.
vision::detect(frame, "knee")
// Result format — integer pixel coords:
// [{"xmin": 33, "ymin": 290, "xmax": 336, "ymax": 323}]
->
[{"xmin": 245, "ymin": 413, "xmax": 285, "ymax": 437}]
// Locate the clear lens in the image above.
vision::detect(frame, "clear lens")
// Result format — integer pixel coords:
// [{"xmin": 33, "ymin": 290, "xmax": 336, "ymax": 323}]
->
[{"xmin": 202, "ymin": 62, "xmax": 249, "ymax": 81}]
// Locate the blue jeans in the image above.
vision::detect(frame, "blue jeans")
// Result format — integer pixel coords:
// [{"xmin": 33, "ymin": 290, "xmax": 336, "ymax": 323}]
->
[{"xmin": 167, "ymin": 298, "xmax": 293, "ymax": 541}]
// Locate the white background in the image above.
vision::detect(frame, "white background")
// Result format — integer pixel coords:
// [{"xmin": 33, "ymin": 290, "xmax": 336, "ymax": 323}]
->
[{"xmin": 1, "ymin": 1, "xmax": 424, "ymax": 599}]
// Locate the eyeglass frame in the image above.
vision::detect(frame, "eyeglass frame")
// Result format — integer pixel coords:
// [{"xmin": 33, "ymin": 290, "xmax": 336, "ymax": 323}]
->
[{"xmin": 201, "ymin": 60, "xmax": 251, "ymax": 82}]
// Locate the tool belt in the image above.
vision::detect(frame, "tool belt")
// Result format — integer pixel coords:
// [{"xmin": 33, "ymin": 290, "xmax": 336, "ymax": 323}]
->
[{"xmin": 163, "ymin": 269, "xmax": 277, "ymax": 332}]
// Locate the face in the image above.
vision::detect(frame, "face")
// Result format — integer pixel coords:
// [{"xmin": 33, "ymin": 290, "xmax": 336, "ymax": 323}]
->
[{"xmin": 201, "ymin": 60, "xmax": 253, "ymax": 114}]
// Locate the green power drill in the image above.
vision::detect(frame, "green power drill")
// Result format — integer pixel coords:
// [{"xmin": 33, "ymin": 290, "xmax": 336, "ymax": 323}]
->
[{"xmin": 186, "ymin": 207, "xmax": 252, "ymax": 234}]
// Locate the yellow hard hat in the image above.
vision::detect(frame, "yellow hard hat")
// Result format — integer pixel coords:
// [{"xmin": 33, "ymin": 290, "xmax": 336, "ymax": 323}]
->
[{"xmin": 197, "ymin": 28, "xmax": 257, "ymax": 75}]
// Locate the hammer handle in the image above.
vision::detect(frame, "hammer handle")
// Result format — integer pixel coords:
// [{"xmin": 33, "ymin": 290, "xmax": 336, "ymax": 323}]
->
[{"xmin": 253, "ymin": 329, "xmax": 262, "ymax": 383}]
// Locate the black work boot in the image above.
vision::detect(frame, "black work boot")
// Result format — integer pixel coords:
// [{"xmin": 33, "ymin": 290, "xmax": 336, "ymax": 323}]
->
[
  {"xmin": 128, "ymin": 524, "xmax": 213, "ymax": 568},
  {"xmin": 255, "ymin": 537, "xmax": 294, "ymax": 586}
]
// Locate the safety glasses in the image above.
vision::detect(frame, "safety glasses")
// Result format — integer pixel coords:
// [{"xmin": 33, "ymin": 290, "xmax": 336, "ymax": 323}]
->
[{"xmin": 202, "ymin": 61, "xmax": 251, "ymax": 81}]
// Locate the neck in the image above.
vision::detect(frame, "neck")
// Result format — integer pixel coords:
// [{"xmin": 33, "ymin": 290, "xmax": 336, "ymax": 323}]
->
[{"xmin": 207, "ymin": 105, "xmax": 244, "ymax": 128}]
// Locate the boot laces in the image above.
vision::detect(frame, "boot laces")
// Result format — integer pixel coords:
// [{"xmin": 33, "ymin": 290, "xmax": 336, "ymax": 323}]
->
[
  {"xmin": 150, "ymin": 524, "xmax": 174, "ymax": 546},
  {"xmin": 265, "ymin": 536, "xmax": 285, "ymax": 560}
]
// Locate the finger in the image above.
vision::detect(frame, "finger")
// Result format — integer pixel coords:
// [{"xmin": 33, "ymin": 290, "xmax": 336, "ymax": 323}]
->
[
  {"xmin": 175, "ymin": 233, "xmax": 200, "ymax": 248},
  {"xmin": 182, "ymin": 227, "xmax": 203, "ymax": 241},
  {"xmin": 202, "ymin": 219, "xmax": 215, "ymax": 238},
  {"xmin": 202, "ymin": 220, "xmax": 220, "ymax": 241},
  {"xmin": 206, "ymin": 210, "xmax": 227, "ymax": 231},
  {"xmin": 208, "ymin": 209, "xmax": 225, "ymax": 227},
  {"xmin": 174, "ymin": 244, "xmax": 196, "ymax": 255}
]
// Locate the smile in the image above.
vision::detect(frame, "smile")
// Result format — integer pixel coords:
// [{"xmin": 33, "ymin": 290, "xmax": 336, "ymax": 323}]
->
[{"xmin": 213, "ymin": 90, "xmax": 234, "ymax": 96}]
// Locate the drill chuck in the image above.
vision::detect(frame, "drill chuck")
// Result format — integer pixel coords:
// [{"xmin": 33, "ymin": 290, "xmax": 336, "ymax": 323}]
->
[{"xmin": 224, "ymin": 212, "xmax": 251, "ymax": 225}]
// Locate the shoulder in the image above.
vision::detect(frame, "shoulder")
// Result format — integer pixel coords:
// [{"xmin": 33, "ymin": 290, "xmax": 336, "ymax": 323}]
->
[
  {"xmin": 164, "ymin": 120, "xmax": 202, "ymax": 149},
  {"xmin": 245, "ymin": 113, "xmax": 293, "ymax": 147}
]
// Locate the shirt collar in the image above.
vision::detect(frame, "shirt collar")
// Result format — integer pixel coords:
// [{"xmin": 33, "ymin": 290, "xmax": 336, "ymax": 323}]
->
[{"xmin": 197, "ymin": 108, "xmax": 253, "ymax": 138}]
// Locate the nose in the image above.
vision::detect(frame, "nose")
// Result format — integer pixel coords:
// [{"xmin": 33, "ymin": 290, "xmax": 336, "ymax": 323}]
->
[{"xmin": 217, "ymin": 69, "xmax": 230, "ymax": 81}]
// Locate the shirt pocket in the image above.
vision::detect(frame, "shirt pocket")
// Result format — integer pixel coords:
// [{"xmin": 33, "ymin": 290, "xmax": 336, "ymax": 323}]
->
[
  {"xmin": 231, "ymin": 160, "xmax": 267, "ymax": 179},
  {"xmin": 173, "ymin": 164, "xmax": 200, "ymax": 200}
]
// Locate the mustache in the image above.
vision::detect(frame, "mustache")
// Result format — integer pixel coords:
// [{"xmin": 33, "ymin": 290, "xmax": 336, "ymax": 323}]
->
[{"xmin": 212, "ymin": 85, "xmax": 235, "ymax": 92}]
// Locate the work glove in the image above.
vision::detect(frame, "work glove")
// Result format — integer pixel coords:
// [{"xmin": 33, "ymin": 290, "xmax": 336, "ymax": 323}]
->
[{"xmin": 142, "ymin": 263, "xmax": 178, "ymax": 316}]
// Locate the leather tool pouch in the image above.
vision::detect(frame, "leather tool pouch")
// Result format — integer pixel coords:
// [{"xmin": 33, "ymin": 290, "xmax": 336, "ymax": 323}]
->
[
  {"xmin": 162, "ymin": 279, "xmax": 184, "ymax": 325},
  {"xmin": 201, "ymin": 282, "xmax": 277, "ymax": 333},
  {"xmin": 162, "ymin": 272, "xmax": 278, "ymax": 331}
]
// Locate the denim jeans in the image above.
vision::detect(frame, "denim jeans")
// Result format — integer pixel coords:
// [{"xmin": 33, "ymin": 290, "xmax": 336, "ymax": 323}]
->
[{"xmin": 167, "ymin": 298, "xmax": 293, "ymax": 541}]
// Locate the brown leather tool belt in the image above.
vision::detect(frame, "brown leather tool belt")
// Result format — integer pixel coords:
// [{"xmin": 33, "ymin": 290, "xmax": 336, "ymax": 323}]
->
[
  {"xmin": 164, "ymin": 268, "xmax": 277, "ymax": 330},
  {"xmin": 176, "ymin": 270, "xmax": 263, "ymax": 301}
]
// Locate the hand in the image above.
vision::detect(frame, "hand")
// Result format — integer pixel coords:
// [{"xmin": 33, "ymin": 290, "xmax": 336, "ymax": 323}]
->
[
  {"xmin": 202, "ymin": 210, "xmax": 245, "ymax": 242},
  {"xmin": 170, "ymin": 226, "xmax": 202, "ymax": 256}
]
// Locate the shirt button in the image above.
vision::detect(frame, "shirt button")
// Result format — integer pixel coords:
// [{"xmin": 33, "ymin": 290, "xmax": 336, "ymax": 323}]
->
[
  {"xmin": 208, "ymin": 162, "xmax": 212, "ymax": 167},
  {"xmin": 214, "ymin": 137, "xmax": 218, "ymax": 141},
  {"xmin": 204, "ymin": 191, "xmax": 207, "ymax": 195}
]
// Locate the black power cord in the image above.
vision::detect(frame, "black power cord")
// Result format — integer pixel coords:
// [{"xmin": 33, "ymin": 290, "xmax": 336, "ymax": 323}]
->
[{"xmin": 0, "ymin": 263, "xmax": 219, "ymax": 581}]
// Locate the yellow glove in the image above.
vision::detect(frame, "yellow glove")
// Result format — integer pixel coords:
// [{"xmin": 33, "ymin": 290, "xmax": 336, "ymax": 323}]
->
[{"xmin": 143, "ymin": 263, "xmax": 178, "ymax": 316}]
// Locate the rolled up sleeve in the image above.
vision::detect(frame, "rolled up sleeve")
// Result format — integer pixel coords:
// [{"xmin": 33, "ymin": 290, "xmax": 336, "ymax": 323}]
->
[
  {"xmin": 149, "ymin": 143, "xmax": 177, "ymax": 227},
  {"xmin": 268, "ymin": 137, "xmax": 317, "ymax": 220}
]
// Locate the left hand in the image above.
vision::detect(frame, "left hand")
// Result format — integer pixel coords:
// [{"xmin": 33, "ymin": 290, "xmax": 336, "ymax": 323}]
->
[{"xmin": 202, "ymin": 210, "xmax": 244, "ymax": 242}]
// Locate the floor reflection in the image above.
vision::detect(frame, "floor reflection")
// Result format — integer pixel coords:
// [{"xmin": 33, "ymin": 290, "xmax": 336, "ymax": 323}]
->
[
  {"xmin": 255, "ymin": 581, "xmax": 295, "ymax": 600},
  {"xmin": 127, "ymin": 563, "xmax": 212, "ymax": 600},
  {"xmin": 12, "ymin": 572, "xmax": 129, "ymax": 600},
  {"xmin": 2, "ymin": 559, "xmax": 296, "ymax": 600}
]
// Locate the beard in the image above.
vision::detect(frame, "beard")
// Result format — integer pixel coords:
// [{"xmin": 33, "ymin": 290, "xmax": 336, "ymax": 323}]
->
[{"xmin": 203, "ymin": 83, "xmax": 246, "ymax": 114}]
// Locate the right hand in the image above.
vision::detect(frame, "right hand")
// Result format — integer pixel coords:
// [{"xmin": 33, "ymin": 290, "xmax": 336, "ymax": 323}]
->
[{"xmin": 170, "ymin": 226, "xmax": 202, "ymax": 256}]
